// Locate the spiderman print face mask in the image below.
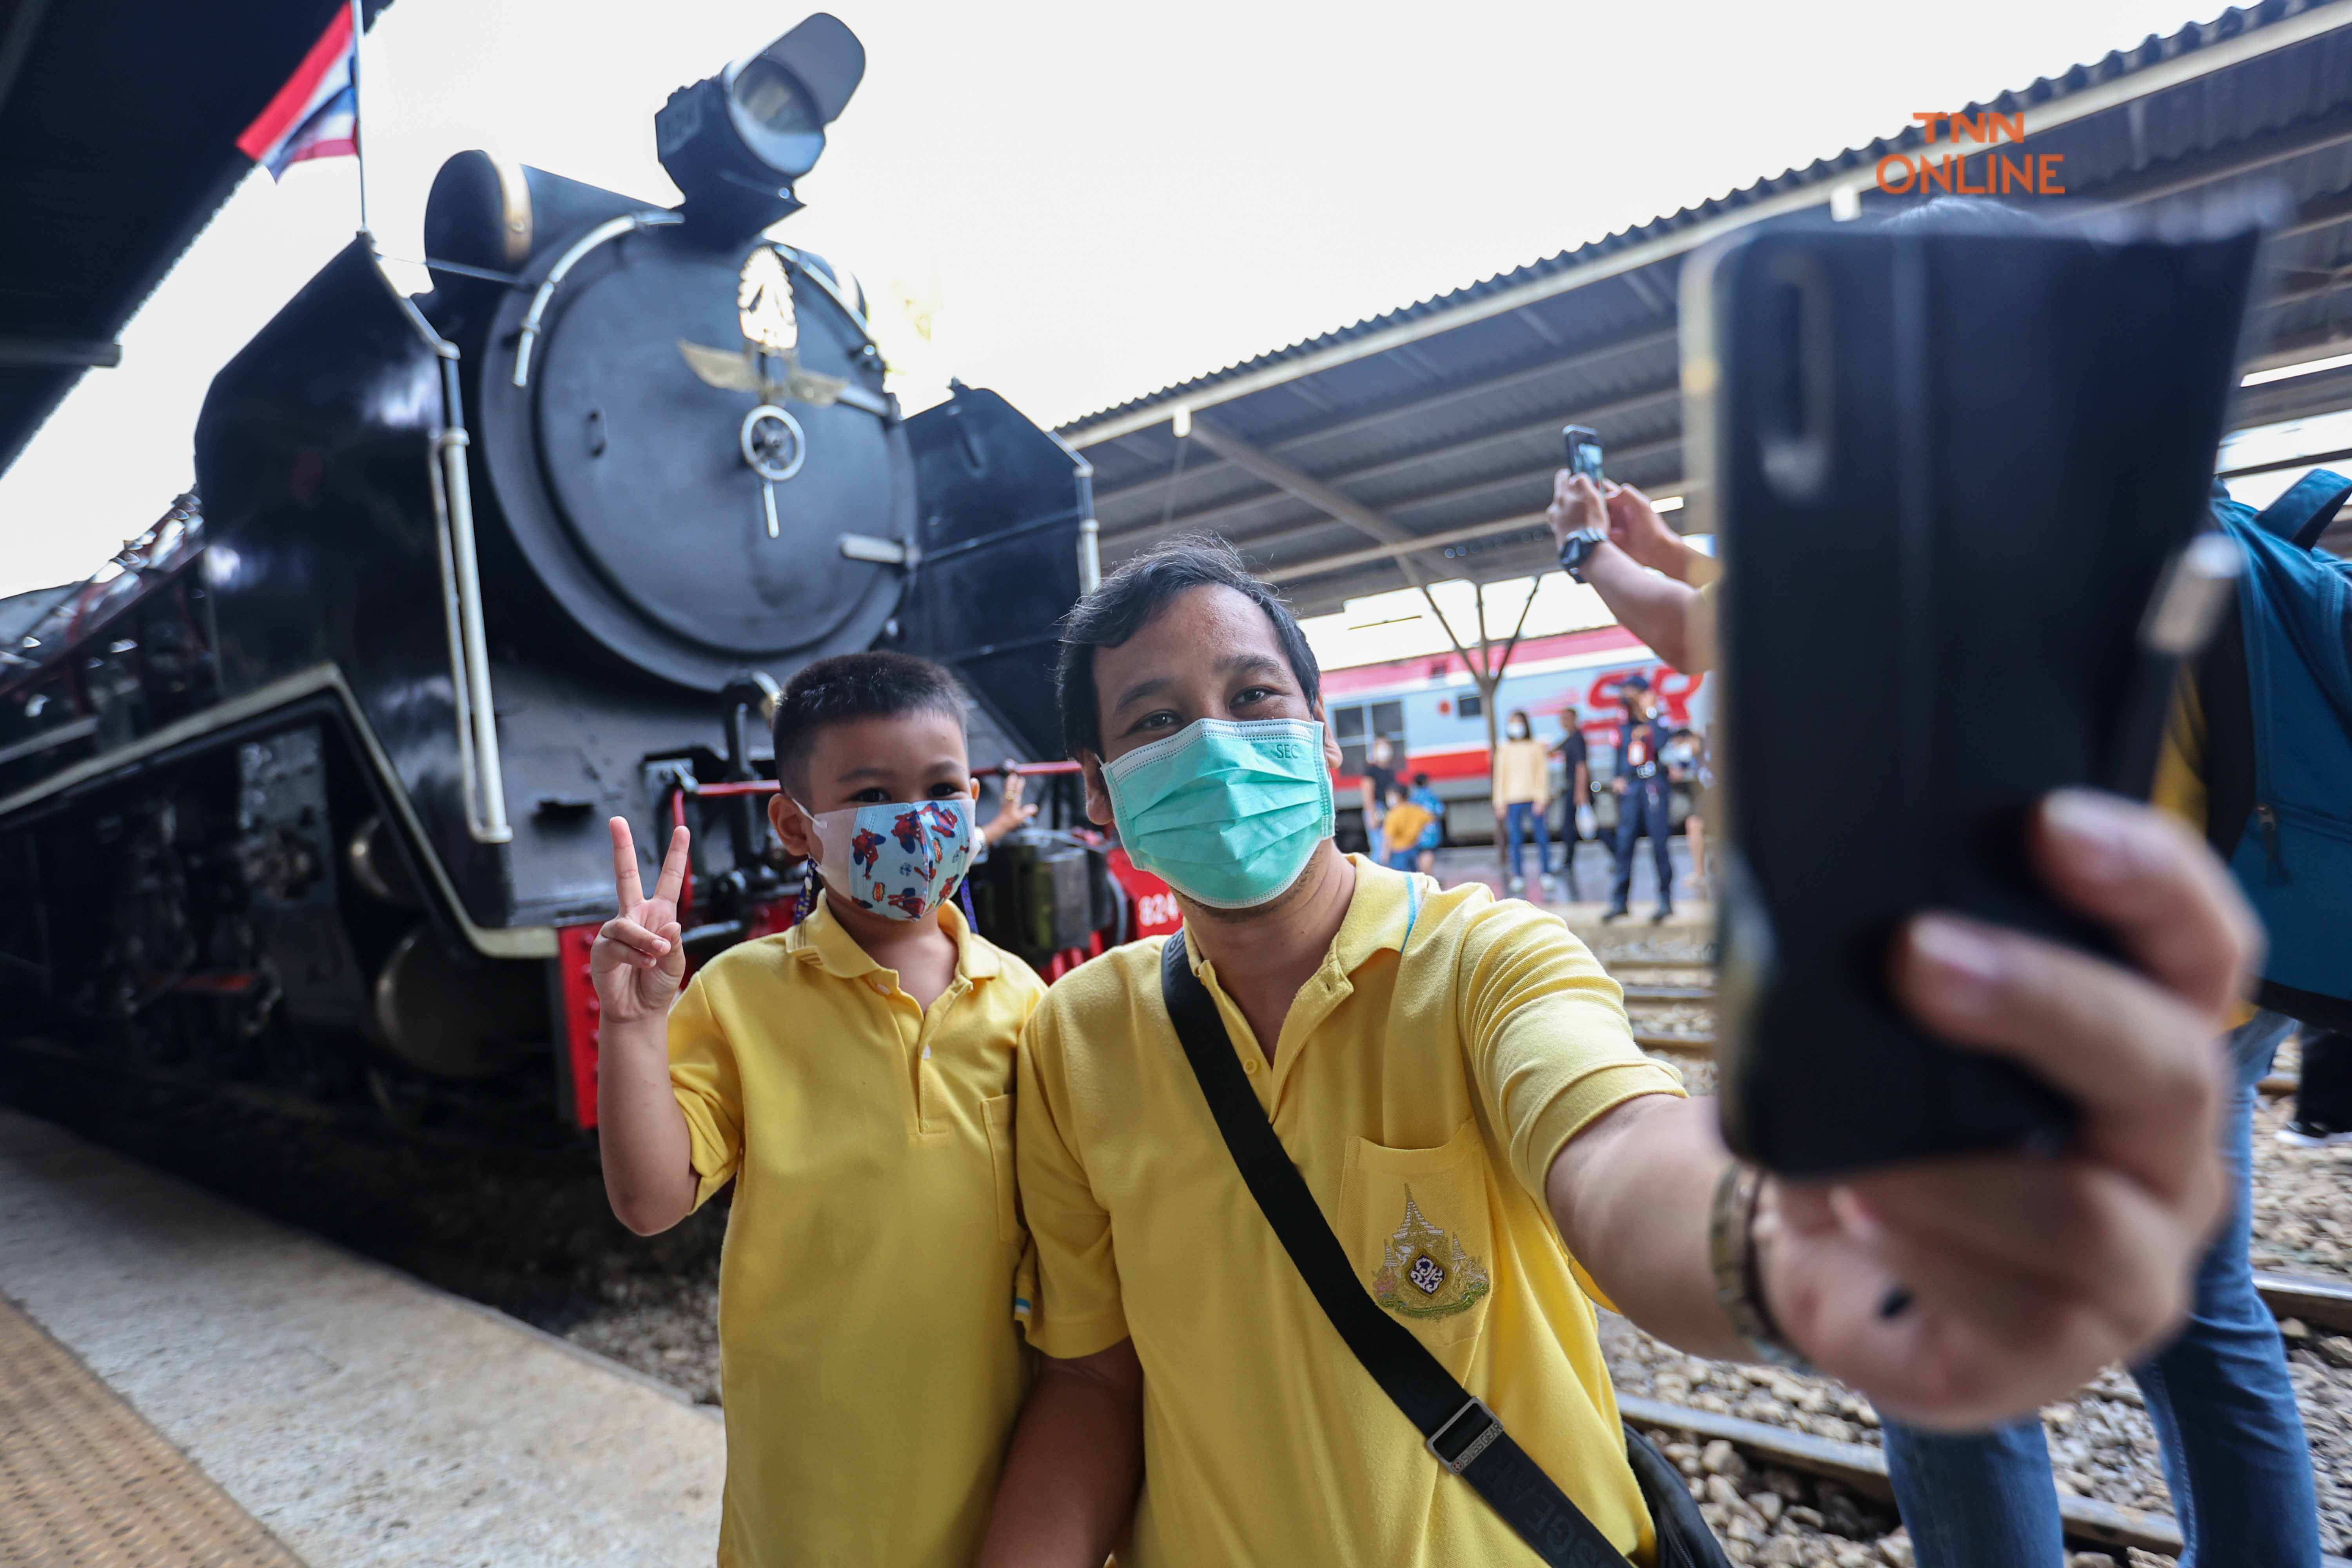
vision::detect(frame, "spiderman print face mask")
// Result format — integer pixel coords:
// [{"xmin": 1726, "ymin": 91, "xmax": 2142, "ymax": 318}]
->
[{"xmin": 800, "ymin": 797, "xmax": 976, "ymax": 922}]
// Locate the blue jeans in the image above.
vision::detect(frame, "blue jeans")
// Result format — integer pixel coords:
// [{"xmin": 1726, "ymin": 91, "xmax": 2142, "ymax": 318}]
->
[
  {"xmin": 1505, "ymin": 800, "xmax": 1553, "ymax": 882},
  {"xmin": 1881, "ymin": 1011, "xmax": 2319, "ymax": 1568}
]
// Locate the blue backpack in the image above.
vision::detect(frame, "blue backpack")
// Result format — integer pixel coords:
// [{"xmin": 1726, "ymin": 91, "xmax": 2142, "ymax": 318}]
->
[{"xmin": 2207, "ymin": 470, "xmax": 2352, "ymax": 1031}]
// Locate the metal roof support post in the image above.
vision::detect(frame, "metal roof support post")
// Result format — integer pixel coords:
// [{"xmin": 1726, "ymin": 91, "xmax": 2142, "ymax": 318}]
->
[
  {"xmin": 1178, "ymin": 415, "xmax": 1557, "ymax": 875},
  {"xmin": 1172, "ymin": 414, "xmax": 1507, "ymax": 695},
  {"xmin": 1180, "ymin": 416, "xmax": 1445, "ymax": 587}
]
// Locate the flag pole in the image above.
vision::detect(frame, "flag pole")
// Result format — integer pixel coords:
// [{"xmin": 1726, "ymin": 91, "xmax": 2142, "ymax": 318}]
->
[{"xmin": 348, "ymin": 0, "xmax": 371, "ymax": 237}]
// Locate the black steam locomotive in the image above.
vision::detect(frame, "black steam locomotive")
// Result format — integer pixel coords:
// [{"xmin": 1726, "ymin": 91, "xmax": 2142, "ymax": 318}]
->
[{"xmin": 0, "ymin": 15, "xmax": 1114, "ymax": 1129}]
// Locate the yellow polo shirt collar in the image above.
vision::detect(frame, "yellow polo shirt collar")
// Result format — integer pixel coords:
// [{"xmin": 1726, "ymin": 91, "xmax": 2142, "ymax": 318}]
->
[
  {"xmin": 788, "ymin": 890, "xmax": 1002, "ymax": 982},
  {"xmin": 1185, "ymin": 853, "xmax": 1422, "ymax": 978}
]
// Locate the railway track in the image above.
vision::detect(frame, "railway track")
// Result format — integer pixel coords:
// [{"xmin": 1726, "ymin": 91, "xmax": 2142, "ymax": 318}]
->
[
  {"xmin": 1622, "ymin": 1391, "xmax": 2352, "ymax": 1563},
  {"xmin": 1609, "ymin": 960, "xmax": 1718, "ymax": 1060},
  {"xmin": 1609, "ymin": 966, "xmax": 2324, "ymax": 1094},
  {"xmin": 1600, "ymin": 958, "xmax": 2352, "ymax": 1552}
]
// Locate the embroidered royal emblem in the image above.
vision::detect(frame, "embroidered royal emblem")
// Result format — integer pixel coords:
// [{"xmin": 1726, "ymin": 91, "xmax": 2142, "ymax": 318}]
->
[{"xmin": 1371, "ymin": 1187, "xmax": 1490, "ymax": 1321}]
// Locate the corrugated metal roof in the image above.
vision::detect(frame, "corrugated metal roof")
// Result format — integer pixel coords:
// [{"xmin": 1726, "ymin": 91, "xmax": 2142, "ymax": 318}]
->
[
  {"xmin": 1064, "ymin": 0, "xmax": 2352, "ymax": 618},
  {"xmin": 0, "ymin": 0, "xmax": 377, "ymax": 480},
  {"xmin": 1061, "ymin": 0, "xmax": 2349, "ymax": 443}
]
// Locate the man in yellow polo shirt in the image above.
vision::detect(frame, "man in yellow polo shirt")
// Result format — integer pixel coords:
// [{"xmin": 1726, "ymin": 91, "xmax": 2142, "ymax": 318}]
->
[{"xmin": 975, "ymin": 534, "xmax": 2254, "ymax": 1566}]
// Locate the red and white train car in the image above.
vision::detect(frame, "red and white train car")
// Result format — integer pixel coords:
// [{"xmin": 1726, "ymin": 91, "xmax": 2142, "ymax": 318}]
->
[{"xmin": 1323, "ymin": 624, "xmax": 1711, "ymax": 846}]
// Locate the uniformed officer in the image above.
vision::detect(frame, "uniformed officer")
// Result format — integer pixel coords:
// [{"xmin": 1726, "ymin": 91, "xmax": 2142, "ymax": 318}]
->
[{"xmin": 1603, "ymin": 673, "xmax": 1675, "ymax": 924}]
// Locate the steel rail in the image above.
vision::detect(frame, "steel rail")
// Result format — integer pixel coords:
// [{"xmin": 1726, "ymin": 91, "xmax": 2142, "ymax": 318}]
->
[
  {"xmin": 1619, "ymin": 983, "xmax": 1717, "ymax": 1004},
  {"xmin": 1615, "ymin": 1396, "xmax": 2305, "ymax": 1561},
  {"xmin": 1625, "ymin": 1266, "xmax": 2352, "ymax": 1556}
]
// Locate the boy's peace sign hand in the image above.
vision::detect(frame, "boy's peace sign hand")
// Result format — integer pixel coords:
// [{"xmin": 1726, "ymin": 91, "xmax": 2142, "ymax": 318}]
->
[{"xmin": 591, "ymin": 817, "xmax": 690, "ymax": 1022}]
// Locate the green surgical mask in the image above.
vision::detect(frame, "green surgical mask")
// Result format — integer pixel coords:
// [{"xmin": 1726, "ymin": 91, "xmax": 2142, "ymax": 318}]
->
[{"xmin": 1101, "ymin": 718, "xmax": 1334, "ymax": 911}]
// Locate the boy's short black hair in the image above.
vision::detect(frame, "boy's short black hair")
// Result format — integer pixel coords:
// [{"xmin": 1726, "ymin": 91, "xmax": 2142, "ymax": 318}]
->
[
  {"xmin": 771, "ymin": 651, "xmax": 967, "ymax": 801},
  {"xmin": 1411, "ymin": 771, "xmax": 1430, "ymax": 788},
  {"xmin": 1054, "ymin": 534, "xmax": 1321, "ymax": 759}
]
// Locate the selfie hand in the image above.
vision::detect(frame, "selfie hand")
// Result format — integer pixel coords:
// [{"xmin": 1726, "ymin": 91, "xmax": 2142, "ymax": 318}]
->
[
  {"xmin": 591, "ymin": 817, "xmax": 691, "ymax": 1022},
  {"xmin": 1757, "ymin": 791, "xmax": 2245, "ymax": 1428},
  {"xmin": 1602, "ymin": 481, "xmax": 1684, "ymax": 577},
  {"xmin": 1546, "ymin": 470, "xmax": 1607, "ymax": 546}
]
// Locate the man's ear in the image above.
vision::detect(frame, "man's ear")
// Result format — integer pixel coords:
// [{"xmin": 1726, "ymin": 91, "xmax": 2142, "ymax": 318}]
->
[
  {"xmin": 769, "ymin": 793, "xmax": 818, "ymax": 861},
  {"xmin": 1313, "ymin": 699, "xmax": 1344, "ymax": 774},
  {"xmin": 1079, "ymin": 753, "xmax": 1115, "ymax": 829}
]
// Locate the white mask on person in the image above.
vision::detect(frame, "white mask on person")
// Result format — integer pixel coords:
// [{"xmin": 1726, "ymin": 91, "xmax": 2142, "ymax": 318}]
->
[{"xmin": 1508, "ymin": 720, "xmax": 1529, "ymax": 740}]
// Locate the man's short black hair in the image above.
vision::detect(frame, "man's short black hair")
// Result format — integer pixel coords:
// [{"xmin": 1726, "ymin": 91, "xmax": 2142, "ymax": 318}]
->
[
  {"xmin": 1054, "ymin": 534, "xmax": 1321, "ymax": 759},
  {"xmin": 770, "ymin": 650, "xmax": 967, "ymax": 801}
]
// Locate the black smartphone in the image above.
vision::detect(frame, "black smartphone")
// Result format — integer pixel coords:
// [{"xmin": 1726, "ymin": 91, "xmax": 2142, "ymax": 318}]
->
[
  {"xmin": 1563, "ymin": 425, "xmax": 1604, "ymax": 483},
  {"xmin": 1686, "ymin": 218, "xmax": 2262, "ymax": 1176}
]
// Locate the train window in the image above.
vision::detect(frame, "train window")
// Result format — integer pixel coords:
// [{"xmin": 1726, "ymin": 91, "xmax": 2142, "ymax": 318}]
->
[
  {"xmin": 1458, "ymin": 691, "xmax": 1484, "ymax": 720},
  {"xmin": 1332, "ymin": 705, "xmax": 1367, "ymax": 777},
  {"xmin": 1332, "ymin": 700, "xmax": 1407, "ymax": 777}
]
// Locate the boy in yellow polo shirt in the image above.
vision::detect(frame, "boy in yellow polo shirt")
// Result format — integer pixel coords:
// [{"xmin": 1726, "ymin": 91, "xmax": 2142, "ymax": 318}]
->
[{"xmin": 593, "ymin": 652, "xmax": 1046, "ymax": 1568}]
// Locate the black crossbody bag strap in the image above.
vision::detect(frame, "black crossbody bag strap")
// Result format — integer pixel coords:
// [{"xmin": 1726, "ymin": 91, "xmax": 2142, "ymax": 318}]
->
[{"xmin": 1159, "ymin": 931, "xmax": 1631, "ymax": 1568}]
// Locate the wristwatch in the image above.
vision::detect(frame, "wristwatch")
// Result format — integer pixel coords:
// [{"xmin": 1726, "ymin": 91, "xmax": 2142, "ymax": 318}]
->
[{"xmin": 1557, "ymin": 528, "xmax": 1606, "ymax": 583}]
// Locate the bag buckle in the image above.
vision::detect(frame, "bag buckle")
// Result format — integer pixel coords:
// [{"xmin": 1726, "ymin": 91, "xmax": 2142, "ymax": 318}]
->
[{"xmin": 1425, "ymin": 1396, "xmax": 1504, "ymax": 1475}]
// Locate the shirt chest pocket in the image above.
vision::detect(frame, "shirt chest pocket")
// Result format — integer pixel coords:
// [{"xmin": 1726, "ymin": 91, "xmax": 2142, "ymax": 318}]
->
[{"xmin": 1336, "ymin": 1119, "xmax": 1495, "ymax": 1355}]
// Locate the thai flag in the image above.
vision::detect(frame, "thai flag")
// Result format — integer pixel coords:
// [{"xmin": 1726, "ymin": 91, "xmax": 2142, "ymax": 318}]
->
[{"xmin": 236, "ymin": 9, "xmax": 358, "ymax": 179}]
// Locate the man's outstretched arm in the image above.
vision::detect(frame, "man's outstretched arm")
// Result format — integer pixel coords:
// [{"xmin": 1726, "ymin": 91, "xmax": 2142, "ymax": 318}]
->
[
  {"xmin": 1548, "ymin": 790, "xmax": 2247, "ymax": 1430},
  {"xmin": 976, "ymin": 1339, "xmax": 1144, "ymax": 1567}
]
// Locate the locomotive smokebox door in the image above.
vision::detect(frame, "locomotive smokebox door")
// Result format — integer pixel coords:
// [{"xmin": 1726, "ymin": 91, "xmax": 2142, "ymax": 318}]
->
[
  {"xmin": 897, "ymin": 387, "xmax": 1097, "ymax": 761},
  {"xmin": 468, "ymin": 228, "xmax": 909, "ymax": 691}
]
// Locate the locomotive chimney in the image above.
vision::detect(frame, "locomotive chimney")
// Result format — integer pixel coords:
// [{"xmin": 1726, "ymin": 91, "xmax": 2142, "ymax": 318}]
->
[{"xmin": 655, "ymin": 13, "xmax": 867, "ymax": 241}]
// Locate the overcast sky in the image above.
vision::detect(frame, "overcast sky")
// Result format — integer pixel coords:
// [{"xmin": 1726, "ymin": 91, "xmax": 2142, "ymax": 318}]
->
[{"xmin": 0, "ymin": 0, "xmax": 2234, "ymax": 599}]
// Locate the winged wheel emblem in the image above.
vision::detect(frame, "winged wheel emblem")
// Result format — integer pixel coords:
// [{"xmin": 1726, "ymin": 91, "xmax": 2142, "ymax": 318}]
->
[{"xmin": 677, "ymin": 246, "xmax": 849, "ymax": 407}]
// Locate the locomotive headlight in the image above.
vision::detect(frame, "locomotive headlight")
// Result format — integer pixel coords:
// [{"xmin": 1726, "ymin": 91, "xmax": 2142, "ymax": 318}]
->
[{"xmin": 656, "ymin": 12, "xmax": 867, "ymax": 238}]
